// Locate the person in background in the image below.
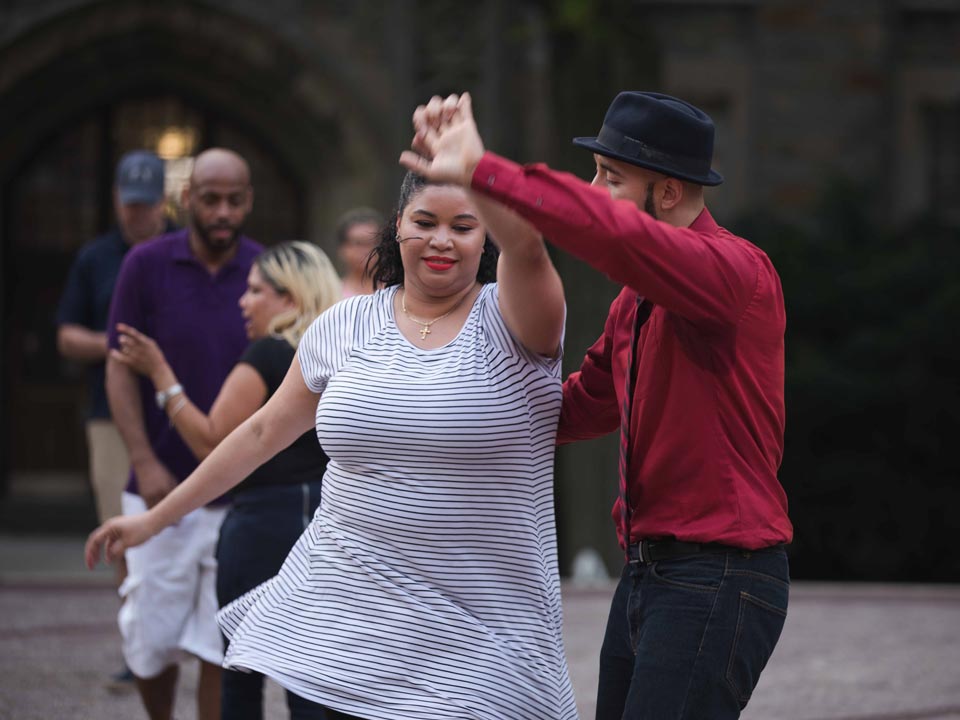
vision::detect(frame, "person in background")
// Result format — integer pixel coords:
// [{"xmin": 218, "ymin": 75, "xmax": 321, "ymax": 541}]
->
[
  {"xmin": 106, "ymin": 147, "xmax": 261, "ymax": 720},
  {"xmin": 56, "ymin": 149, "xmax": 172, "ymax": 691},
  {"xmin": 400, "ymin": 91, "xmax": 792, "ymax": 720},
  {"xmin": 87, "ymin": 165, "xmax": 576, "ymax": 719},
  {"xmin": 111, "ymin": 241, "xmax": 341, "ymax": 720},
  {"xmin": 334, "ymin": 206, "xmax": 383, "ymax": 297}
]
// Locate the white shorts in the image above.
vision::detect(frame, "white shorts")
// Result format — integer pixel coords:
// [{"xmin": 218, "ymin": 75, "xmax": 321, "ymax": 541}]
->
[{"xmin": 118, "ymin": 491, "xmax": 228, "ymax": 679}]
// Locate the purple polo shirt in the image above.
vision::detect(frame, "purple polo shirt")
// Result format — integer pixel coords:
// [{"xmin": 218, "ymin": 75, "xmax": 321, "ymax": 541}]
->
[{"xmin": 107, "ymin": 228, "xmax": 262, "ymax": 500}]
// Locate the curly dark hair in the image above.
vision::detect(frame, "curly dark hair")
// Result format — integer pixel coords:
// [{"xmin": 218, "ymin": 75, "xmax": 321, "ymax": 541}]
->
[{"xmin": 367, "ymin": 172, "xmax": 499, "ymax": 288}]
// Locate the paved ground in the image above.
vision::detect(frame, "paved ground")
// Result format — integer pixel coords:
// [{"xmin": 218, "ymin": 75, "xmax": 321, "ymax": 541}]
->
[{"xmin": 1, "ymin": 535, "xmax": 959, "ymax": 720}]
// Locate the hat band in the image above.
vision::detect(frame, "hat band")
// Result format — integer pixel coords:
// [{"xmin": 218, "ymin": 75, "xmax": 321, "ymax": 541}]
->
[{"xmin": 596, "ymin": 125, "xmax": 709, "ymax": 178}]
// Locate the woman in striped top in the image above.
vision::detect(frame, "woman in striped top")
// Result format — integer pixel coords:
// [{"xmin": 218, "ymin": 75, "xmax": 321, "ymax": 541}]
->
[{"xmin": 87, "ymin": 168, "xmax": 576, "ymax": 719}]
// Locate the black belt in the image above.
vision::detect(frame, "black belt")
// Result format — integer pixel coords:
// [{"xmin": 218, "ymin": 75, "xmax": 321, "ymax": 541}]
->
[{"xmin": 627, "ymin": 539, "xmax": 738, "ymax": 564}]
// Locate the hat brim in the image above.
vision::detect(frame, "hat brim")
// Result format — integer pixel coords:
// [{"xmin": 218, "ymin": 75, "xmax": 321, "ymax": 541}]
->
[
  {"xmin": 118, "ymin": 188, "xmax": 164, "ymax": 205},
  {"xmin": 573, "ymin": 136, "xmax": 724, "ymax": 186}
]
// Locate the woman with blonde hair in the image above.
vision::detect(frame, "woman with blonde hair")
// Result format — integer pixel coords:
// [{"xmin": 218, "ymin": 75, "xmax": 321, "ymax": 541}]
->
[{"xmin": 111, "ymin": 241, "xmax": 340, "ymax": 720}]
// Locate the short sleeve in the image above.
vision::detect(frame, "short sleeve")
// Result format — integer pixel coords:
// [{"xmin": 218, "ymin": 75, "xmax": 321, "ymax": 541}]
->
[
  {"xmin": 106, "ymin": 249, "xmax": 146, "ymax": 350},
  {"xmin": 480, "ymin": 283, "xmax": 565, "ymax": 377},
  {"xmin": 57, "ymin": 247, "xmax": 97, "ymax": 327},
  {"xmin": 298, "ymin": 295, "xmax": 369, "ymax": 394},
  {"xmin": 239, "ymin": 337, "xmax": 293, "ymax": 396}
]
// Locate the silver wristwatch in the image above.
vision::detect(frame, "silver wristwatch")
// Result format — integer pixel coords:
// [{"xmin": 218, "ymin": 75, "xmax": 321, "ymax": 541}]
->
[{"xmin": 155, "ymin": 383, "xmax": 184, "ymax": 410}]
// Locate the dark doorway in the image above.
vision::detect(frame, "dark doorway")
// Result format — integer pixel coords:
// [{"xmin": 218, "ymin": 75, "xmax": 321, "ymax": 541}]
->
[{"xmin": 1, "ymin": 93, "xmax": 305, "ymax": 527}]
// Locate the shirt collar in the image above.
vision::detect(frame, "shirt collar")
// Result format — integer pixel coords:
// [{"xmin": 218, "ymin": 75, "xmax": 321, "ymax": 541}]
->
[
  {"xmin": 115, "ymin": 220, "xmax": 180, "ymax": 253},
  {"xmin": 171, "ymin": 228, "xmax": 195, "ymax": 263},
  {"xmin": 689, "ymin": 206, "xmax": 719, "ymax": 234},
  {"xmin": 171, "ymin": 228, "xmax": 250, "ymax": 271}
]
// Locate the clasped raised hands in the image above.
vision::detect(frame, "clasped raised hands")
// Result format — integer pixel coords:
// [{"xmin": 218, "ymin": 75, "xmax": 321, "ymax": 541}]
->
[{"xmin": 399, "ymin": 92, "xmax": 485, "ymax": 186}]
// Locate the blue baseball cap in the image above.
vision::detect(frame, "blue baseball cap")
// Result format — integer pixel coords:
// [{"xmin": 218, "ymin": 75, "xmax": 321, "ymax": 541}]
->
[{"xmin": 115, "ymin": 150, "xmax": 165, "ymax": 205}]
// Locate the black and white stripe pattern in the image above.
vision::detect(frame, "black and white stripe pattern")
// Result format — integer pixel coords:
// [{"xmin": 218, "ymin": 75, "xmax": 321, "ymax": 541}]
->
[{"xmin": 219, "ymin": 284, "xmax": 578, "ymax": 720}]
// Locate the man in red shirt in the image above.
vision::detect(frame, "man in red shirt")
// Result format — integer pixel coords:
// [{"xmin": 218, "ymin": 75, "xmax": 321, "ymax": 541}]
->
[{"xmin": 402, "ymin": 91, "xmax": 792, "ymax": 719}]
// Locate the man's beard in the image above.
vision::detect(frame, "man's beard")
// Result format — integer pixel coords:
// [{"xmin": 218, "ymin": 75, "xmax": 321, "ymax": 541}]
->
[
  {"xmin": 194, "ymin": 221, "xmax": 241, "ymax": 254},
  {"xmin": 644, "ymin": 182, "xmax": 658, "ymax": 220}
]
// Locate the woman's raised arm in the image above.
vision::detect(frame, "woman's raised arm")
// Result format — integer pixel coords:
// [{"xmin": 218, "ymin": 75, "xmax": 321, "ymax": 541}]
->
[
  {"xmin": 86, "ymin": 355, "xmax": 318, "ymax": 568},
  {"xmin": 470, "ymin": 193, "xmax": 564, "ymax": 357}
]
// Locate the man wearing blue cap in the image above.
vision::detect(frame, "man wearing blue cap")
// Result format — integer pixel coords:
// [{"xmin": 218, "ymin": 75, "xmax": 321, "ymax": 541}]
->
[
  {"xmin": 57, "ymin": 149, "xmax": 172, "ymax": 690},
  {"xmin": 402, "ymin": 92, "xmax": 792, "ymax": 719}
]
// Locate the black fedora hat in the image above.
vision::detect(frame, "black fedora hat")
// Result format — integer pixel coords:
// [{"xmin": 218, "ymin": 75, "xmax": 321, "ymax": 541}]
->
[{"xmin": 573, "ymin": 91, "xmax": 724, "ymax": 186}]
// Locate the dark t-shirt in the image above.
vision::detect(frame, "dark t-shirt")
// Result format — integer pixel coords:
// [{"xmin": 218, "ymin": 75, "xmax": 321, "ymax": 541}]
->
[
  {"xmin": 56, "ymin": 228, "xmax": 132, "ymax": 419},
  {"xmin": 57, "ymin": 224, "xmax": 177, "ymax": 419},
  {"xmin": 239, "ymin": 335, "xmax": 329, "ymax": 491}
]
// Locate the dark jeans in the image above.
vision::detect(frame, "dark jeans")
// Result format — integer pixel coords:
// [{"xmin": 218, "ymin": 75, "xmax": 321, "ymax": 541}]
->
[
  {"xmin": 216, "ymin": 481, "xmax": 326, "ymax": 720},
  {"xmin": 596, "ymin": 545, "xmax": 789, "ymax": 720}
]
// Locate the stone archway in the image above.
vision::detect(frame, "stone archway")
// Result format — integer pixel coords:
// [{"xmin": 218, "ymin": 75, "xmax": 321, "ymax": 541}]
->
[
  {"xmin": 0, "ymin": 1, "xmax": 401, "ymax": 506},
  {"xmin": 0, "ymin": 1, "xmax": 403, "ymax": 232}
]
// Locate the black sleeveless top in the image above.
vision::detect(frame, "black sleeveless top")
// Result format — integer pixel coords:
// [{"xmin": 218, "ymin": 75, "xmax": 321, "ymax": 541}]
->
[{"xmin": 236, "ymin": 336, "xmax": 328, "ymax": 491}]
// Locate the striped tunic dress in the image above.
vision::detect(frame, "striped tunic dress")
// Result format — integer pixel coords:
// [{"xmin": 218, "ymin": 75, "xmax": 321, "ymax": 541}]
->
[{"xmin": 218, "ymin": 283, "xmax": 579, "ymax": 720}]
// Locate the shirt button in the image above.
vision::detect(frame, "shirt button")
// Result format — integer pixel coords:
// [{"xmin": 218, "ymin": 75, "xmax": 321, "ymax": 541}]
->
[
  {"xmin": 487, "ymin": 174, "xmax": 496, "ymax": 186},
  {"xmin": 535, "ymin": 196, "xmax": 543, "ymax": 207}
]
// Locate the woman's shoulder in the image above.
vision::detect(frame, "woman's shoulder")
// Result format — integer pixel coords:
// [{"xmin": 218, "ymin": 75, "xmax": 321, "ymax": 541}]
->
[
  {"xmin": 241, "ymin": 335, "xmax": 293, "ymax": 368},
  {"xmin": 477, "ymin": 282, "xmax": 563, "ymax": 375},
  {"xmin": 298, "ymin": 287, "xmax": 398, "ymax": 390},
  {"xmin": 475, "ymin": 282, "xmax": 501, "ymax": 321},
  {"xmin": 303, "ymin": 293, "xmax": 370, "ymax": 338},
  {"xmin": 302, "ymin": 287, "xmax": 396, "ymax": 352},
  {"xmin": 479, "ymin": 281, "xmax": 498, "ymax": 302},
  {"xmin": 257, "ymin": 335, "xmax": 296, "ymax": 355},
  {"xmin": 327, "ymin": 286, "xmax": 396, "ymax": 319},
  {"xmin": 252, "ymin": 335, "xmax": 291, "ymax": 350},
  {"xmin": 341, "ymin": 286, "xmax": 398, "ymax": 332}
]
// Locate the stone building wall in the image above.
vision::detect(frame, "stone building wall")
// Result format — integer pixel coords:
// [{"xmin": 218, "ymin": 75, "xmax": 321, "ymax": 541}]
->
[{"xmin": 0, "ymin": 0, "xmax": 957, "ymax": 573}]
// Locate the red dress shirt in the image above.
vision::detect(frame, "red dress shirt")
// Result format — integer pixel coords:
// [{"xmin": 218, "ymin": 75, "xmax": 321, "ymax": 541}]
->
[{"xmin": 471, "ymin": 152, "xmax": 792, "ymax": 551}]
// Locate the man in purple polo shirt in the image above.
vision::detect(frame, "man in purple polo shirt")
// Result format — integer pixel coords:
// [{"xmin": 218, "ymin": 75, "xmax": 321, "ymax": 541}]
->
[{"xmin": 106, "ymin": 148, "xmax": 261, "ymax": 720}]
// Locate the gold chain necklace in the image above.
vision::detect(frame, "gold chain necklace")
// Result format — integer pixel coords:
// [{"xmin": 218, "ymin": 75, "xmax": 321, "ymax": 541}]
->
[{"xmin": 400, "ymin": 285, "xmax": 475, "ymax": 340}]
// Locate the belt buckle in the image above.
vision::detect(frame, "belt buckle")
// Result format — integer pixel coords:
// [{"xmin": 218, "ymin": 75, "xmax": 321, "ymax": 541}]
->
[
  {"xmin": 629, "ymin": 540, "xmax": 651, "ymax": 564},
  {"xmin": 639, "ymin": 540, "xmax": 651, "ymax": 563}
]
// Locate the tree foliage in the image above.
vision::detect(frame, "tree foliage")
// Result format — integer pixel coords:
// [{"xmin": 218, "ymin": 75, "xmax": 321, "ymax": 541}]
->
[{"xmin": 735, "ymin": 182, "xmax": 960, "ymax": 580}]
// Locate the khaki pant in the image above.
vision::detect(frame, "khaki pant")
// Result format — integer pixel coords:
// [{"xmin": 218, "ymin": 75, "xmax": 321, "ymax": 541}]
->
[{"xmin": 86, "ymin": 419, "xmax": 130, "ymax": 523}]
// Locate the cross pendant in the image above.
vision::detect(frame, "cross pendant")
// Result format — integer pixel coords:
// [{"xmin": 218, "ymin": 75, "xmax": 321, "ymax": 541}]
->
[{"xmin": 419, "ymin": 325, "xmax": 431, "ymax": 340}]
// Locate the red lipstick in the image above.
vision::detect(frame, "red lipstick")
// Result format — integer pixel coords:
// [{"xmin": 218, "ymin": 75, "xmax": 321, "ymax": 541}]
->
[{"xmin": 424, "ymin": 256, "xmax": 456, "ymax": 271}]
